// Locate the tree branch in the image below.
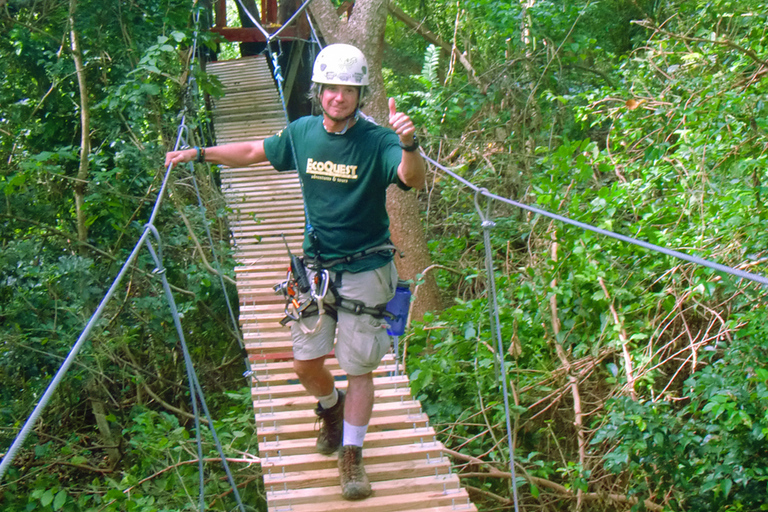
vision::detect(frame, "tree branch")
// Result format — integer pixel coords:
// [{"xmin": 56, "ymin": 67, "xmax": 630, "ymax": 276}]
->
[
  {"xmin": 387, "ymin": 3, "xmax": 481, "ymax": 84},
  {"xmin": 172, "ymin": 195, "xmax": 236, "ymax": 286},
  {"xmin": 634, "ymin": 20, "xmax": 768, "ymax": 68},
  {"xmin": 549, "ymin": 228, "xmax": 586, "ymax": 510},
  {"xmin": 444, "ymin": 447, "xmax": 664, "ymax": 511},
  {"xmin": 598, "ymin": 276, "xmax": 637, "ymax": 400}
]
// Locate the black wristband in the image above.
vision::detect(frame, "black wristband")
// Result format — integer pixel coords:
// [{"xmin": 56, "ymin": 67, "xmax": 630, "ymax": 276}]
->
[
  {"xmin": 399, "ymin": 135, "xmax": 419, "ymax": 152},
  {"xmin": 196, "ymin": 146, "xmax": 206, "ymax": 163}
]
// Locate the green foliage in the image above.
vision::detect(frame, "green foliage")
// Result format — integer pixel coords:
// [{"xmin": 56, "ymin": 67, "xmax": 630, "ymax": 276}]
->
[
  {"xmin": 594, "ymin": 324, "xmax": 768, "ymax": 510},
  {"xmin": 0, "ymin": 0, "xmax": 251, "ymax": 509},
  {"xmin": 2, "ymin": 389, "xmax": 263, "ymax": 512},
  {"xmin": 399, "ymin": 0, "xmax": 768, "ymax": 510}
]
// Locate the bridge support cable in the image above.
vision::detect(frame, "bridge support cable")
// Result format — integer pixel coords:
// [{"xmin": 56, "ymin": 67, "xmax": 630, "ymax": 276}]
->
[
  {"xmin": 143, "ymin": 227, "xmax": 246, "ymax": 512},
  {"xmin": 474, "ymin": 191, "xmax": 522, "ymax": 512},
  {"xmin": 408, "ymin": 145, "xmax": 765, "ymax": 511},
  {"xmin": 0, "ymin": 103, "xmax": 186, "ymax": 478},
  {"xmin": 1, "ymin": 128, "xmax": 249, "ymax": 511},
  {"xmin": 0, "ymin": 224, "xmax": 152, "ymax": 482},
  {"xmin": 231, "ymin": 0, "xmax": 315, "ymax": 43},
  {"xmin": 423, "ymin": 154, "xmax": 768, "ymax": 288},
  {"xmin": 1, "ymin": 8, "xmax": 252, "ymax": 510}
]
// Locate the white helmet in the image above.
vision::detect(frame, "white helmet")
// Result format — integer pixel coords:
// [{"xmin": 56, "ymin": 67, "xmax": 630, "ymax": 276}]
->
[{"xmin": 312, "ymin": 44, "xmax": 369, "ymax": 86}]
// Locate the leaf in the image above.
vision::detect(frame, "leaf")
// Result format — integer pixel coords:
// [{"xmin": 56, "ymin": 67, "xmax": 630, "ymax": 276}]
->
[
  {"xmin": 53, "ymin": 490, "xmax": 68, "ymax": 510},
  {"xmin": 41, "ymin": 489, "xmax": 54, "ymax": 507},
  {"xmin": 722, "ymin": 478, "xmax": 732, "ymax": 497}
]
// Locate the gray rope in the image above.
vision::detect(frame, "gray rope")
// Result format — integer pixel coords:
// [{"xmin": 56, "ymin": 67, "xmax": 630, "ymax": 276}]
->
[
  {"xmin": 1, "ymin": 9, "xmax": 251, "ymax": 511},
  {"xmin": 474, "ymin": 190, "xmax": 521, "ymax": 512},
  {"xmin": 232, "ymin": 0, "xmax": 314, "ymax": 42},
  {"xmin": 143, "ymin": 230, "xmax": 246, "ymax": 512},
  {"xmin": 423, "ymin": 153, "xmax": 768, "ymax": 287},
  {"xmin": 270, "ymin": 0, "xmax": 314, "ymax": 40},
  {"xmin": 0, "ymin": 227, "xmax": 152, "ymax": 481},
  {"xmin": 0, "ymin": 113, "xmax": 186, "ymax": 480}
]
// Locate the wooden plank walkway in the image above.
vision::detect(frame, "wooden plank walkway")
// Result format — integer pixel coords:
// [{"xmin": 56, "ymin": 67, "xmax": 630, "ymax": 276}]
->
[{"xmin": 207, "ymin": 56, "xmax": 477, "ymax": 512}]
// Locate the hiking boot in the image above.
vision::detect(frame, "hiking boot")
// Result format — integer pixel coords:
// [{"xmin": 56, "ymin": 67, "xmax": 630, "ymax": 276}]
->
[
  {"xmin": 338, "ymin": 445, "xmax": 372, "ymax": 500},
  {"xmin": 315, "ymin": 389, "xmax": 345, "ymax": 455}
]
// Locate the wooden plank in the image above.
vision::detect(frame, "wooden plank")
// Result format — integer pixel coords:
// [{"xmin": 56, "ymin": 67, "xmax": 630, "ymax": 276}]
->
[
  {"xmin": 257, "ymin": 426, "xmax": 438, "ymax": 457},
  {"xmin": 261, "ymin": 441, "xmax": 445, "ymax": 474},
  {"xmin": 261, "ymin": 458, "xmax": 453, "ymax": 490},
  {"xmin": 267, "ymin": 473, "xmax": 463, "ymax": 506},
  {"xmin": 252, "ymin": 375, "xmax": 412, "ymax": 399},
  {"xmin": 251, "ymin": 386, "xmax": 414, "ymax": 414}
]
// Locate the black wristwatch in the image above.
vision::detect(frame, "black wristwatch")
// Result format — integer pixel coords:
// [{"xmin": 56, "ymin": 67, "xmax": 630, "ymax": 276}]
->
[{"xmin": 399, "ymin": 135, "xmax": 420, "ymax": 152}]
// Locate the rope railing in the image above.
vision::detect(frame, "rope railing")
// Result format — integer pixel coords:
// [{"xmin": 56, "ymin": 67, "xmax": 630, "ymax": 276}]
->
[
  {"xmin": 7, "ymin": 3, "xmax": 764, "ymax": 511},
  {"xmin": 0, "ymin": 6, "xmax": 253, "ymax": 510},
  {"xmin": 420, "ymin": 149, "xmax": 765, "ymax": 512},
  {"xmin": 423, "ymin": 153, "xmax": 768, "ymax": 288},
  {"xmin": 231, "ymin": 0, "xmax": 314, "ymax": 43}
]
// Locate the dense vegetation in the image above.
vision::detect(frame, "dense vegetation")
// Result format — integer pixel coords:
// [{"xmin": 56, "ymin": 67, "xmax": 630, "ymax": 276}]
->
[
  {"xmin": 394, "ymin": 0, "xmax": 768, "ymax": 510},
  {"xmin": 1, "ymin": 0, "xmax": 766, "ymax": 511},
  {"xmin": 1, "ymin": 0, "xmax": 261, "ymax": 510}
]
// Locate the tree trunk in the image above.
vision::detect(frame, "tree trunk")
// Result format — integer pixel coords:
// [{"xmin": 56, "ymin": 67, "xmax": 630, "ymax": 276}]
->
[
  {"xmin": 309, "ymin": 0, "xmax": 443, "ymax": 321},
  {"xmin": 69, "ymin": 0, "xmax": 90, "ymax": 248}
]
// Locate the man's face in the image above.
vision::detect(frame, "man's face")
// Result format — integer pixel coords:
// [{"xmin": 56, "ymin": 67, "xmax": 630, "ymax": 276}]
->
[{"xmin": 320, "ymin": 84, "xmax": 360, "ymax": 122}]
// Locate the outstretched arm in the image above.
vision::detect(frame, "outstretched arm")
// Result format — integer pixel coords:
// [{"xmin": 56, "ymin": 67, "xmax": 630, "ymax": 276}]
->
[
  {"xmin": 165, "ymin": 140, "xmax": 267, "ymax": 169},
  {"xmin": 388, "ymin": 98, "xmax": 426, "ymax": 190}
]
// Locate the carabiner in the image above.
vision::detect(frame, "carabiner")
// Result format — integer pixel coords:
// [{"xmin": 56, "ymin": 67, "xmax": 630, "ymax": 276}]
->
[
  {"xmin": 311, "ymin": 269, "xmax": 330, "ymax": 301},
  {"xmin": 284, "ymin": 303, "xmax": 301, "ymax": 322}
]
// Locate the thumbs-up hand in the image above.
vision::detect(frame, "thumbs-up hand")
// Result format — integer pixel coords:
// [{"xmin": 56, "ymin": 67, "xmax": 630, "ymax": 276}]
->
[{"xmin": 388, "ymin": 97, "xmax": 415, "ymax": 144}]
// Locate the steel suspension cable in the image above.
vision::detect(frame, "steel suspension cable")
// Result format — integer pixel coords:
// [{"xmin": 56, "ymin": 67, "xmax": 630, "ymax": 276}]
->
[
  {"xmin": 270, "ymin": 0, "xmax": 315, "ymax": 40},
  {"xmin": 474, "ymin": 190, "xmax": 521, "ymax": 512},
  {"xmin": 143, "ymin": 228, "xmax": 246, "ymax": 511},
  {"xmin": 416, "ymin": 143, "xmax": 766, "ymax": 511},
  {"xmin": 232, "ymin": 0, "xmax": 314, "ymax": 42},
  {"xmin": 422, "ymin": 153, "xmax": 768, "ymax": 287},
  {"xmin": 0, "ymin": 118, "xmax": 183, "ymax": 480},
  {"xmin": 1, "ymin": 9, "xmax": 251, "ymax": 511}
]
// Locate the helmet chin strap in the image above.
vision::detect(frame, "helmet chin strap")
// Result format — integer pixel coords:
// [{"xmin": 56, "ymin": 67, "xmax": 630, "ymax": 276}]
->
[{"xmin": 322, "ymin": 109, "xmax": 358, "ymax": 135}]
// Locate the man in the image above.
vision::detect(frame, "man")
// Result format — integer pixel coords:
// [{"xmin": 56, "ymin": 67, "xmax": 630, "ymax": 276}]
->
[{"xmin": 165, "ymin": 43, "xmax": 425, "ymax": 500}]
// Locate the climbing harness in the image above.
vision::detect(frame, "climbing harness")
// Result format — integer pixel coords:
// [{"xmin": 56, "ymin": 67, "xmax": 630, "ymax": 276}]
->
[{"xmin": 273, "ymin": 236, "xmax": 399, "ymax": 331}]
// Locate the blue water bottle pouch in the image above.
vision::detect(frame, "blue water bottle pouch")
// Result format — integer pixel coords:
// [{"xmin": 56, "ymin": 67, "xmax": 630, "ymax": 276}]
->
[{"xmin": 385, "ymin": 280, "xmax": 412, "ymax": 336}]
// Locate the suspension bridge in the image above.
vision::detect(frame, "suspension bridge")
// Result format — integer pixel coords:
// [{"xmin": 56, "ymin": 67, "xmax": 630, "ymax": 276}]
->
[
  {"xmin": 3, "ymin": 2, "xmax": 766, "ymax": 511},
  {"xmin": 208, "ymin": 55, "xmax": 477, "ymax": 511}
]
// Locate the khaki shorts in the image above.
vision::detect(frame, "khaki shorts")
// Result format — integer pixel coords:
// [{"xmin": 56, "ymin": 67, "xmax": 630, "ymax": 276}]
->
[{"xmin": 290, "ymin": 260, "xmax": 398, "ymax": 376}]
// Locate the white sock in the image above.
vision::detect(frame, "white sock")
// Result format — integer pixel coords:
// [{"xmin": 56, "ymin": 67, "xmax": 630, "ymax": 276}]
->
[
  {"xmin": 317, "ymin": 388, "xmax": 339, "ymax": 410},
  {"xmin": 342, "ymin": 421, "xmax": 368, "ymax": 447}
]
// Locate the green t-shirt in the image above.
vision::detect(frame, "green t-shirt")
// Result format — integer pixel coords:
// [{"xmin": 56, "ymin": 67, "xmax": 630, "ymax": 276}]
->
[{"xmin": 263, "ymin": 115, "xmax": 409, "ymax": 272}]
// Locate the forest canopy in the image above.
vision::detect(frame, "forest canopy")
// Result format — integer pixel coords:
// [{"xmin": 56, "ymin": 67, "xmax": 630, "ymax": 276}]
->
[{"xmin": 1, "ymin": 0, "xmax": 767, "ymax": 511}]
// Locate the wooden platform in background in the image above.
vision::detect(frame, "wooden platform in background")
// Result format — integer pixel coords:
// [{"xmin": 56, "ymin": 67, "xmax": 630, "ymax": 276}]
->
[{"xmin": 207, "ymin": 55, "xmax": 477, "ymax": 512}]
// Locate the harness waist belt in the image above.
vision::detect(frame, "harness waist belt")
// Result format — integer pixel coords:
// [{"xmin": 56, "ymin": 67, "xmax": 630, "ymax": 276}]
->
[
  {"xmin": 303, "ymin": 244, "xmax": 397, "ymax": 269},
  {"xmin": 280, "ymin": 297, "xmax": 394, "ymax": 325}
]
